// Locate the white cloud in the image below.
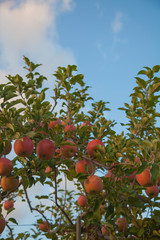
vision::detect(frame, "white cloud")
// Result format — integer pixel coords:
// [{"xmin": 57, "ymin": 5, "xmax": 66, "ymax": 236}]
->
[
  {"xmin": 62, "ymin": 0, "xmax": 74, "ymax": 11},
  {"xmin": 0, "ymin": 0, "xmax": 76, "ymax": 82},
  {"xmin": 111, "ymin": 12, "xmax": 123, "ymax": 34}
]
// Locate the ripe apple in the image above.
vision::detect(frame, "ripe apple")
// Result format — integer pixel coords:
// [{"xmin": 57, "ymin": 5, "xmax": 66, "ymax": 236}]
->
[
  {"xmin": 136, "ymin": 168, "xmax": 153, "ymax": 187},
  {"xmin": 36, "ymin": 139, "xmax": 55, "ymax": 160},
  {"xmin": 87, "ymin": 139, "xmax": 105, "ymax": 158},
  {"xmin": 4, "ymin": 200, "xmax": 14, "ymax": 210},
  {"xmin": 60, "ymin": 140, "xmax": 78, "ymax": 158},
  {"xmin": 65, "ymin": 124, "xmax": 77, "ymax": 132},
  {"xmin": 14, "ymin": 137, "xmax": 33, "ymax": 157},
  {"xmin": 0, "ymin": 157, "xmax": 13, "ymax": 176},
  {"xmin": 0, "ymin": 216, "xmax": 6, "ymax": 234},
  {"xmin": 45, "ymin": 166, "xmax": 52, "ymax": 173},
  {"xmin": 145, "ymin": 185, "xmax": 159, "ymax": 198},
  {"xmin": 77, "ymin": 195, "xmax": 87, "ymax": 207},
  {"xmin": 39, "ymin": 221, "xmax": 49, "ymax": 232},
  {"xmin": 48, "ymin": 118, "xmax": 62, "ymax": 128},
  {"xmin": 116, "ymin": 217, "xmax": 128, "ymax": 232},
  {"xmin": 75, "ymin": 159, "xmax": 94, "ymax": 175},
  {"xmin": 84, "ymin": 175, "xmax": 103, "ymax": 194},
  {"xmin": 1, "ymin": 176, "xmax": 19, "ymax": 192},
  {"xmin": 101, "ymin": 225, "xmax": 110, "ymax": 236}
]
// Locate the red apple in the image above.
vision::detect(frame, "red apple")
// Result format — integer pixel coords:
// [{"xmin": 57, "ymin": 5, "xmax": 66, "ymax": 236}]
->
[
  {"xmin": 48, "ymin": 118, "xmax": 62, "ymax": 128},
  {"xmin": 36, "ymin": 139, "xmax": 55, "ymax": 160},
  {"xmin": 39, "ymin": 221, "xmax": 49, "ymax": 232},
  {"xmin": 87, "ymin": 139, "xmax": 105, "ymax": 158},
  {"xmin": 77, "ymin": 195, "xmax": 87, "ymax": 207},
  {"xmin": 116, "ymin": 217, "xmax": 128, "ymax": 232},
  {"xmin": 0, "ymin": 157, "xmax": 13, "ymax": 176},
  {"xmin": 136, "ymin": 168, "xmax": 153, "ymax": 187},
  {"xmin": 84, "ymin": 175, "xmax": 103, "ymax": 194},
  {"xmin": 65, "ymin": 124, "xmax": 77, "ymax": 132},
  {"xmin": 75, "ymin": 159, "xmax": 94, "ymax": 175},
  {"xmin": 0, "ymin": 216, "xmax": 6, "ymax": 234},
  {"xmin": 45, "ymin": 166, "xmax": 52, "ymax": 173},
  {"xmin": 4, "ymin": 200, "xmax": 14, "ymax": 210},
  {"xmin": 101, "ymin": 225, "xmax": 110, "ymax": 236},
  {"xmin": 145, "ymin": 185, "xmax": 159, "ymax": 198},
  {"xmin": 14, "ymin": 137, "xmax": 33, "ymax": 157},
  {"xmin": 1, "ymin": 176, "xmax": 19, "ymax": 192},
  {"xmin": 60, "ymin": 140, "xmax": 78, "ymax": 158}
]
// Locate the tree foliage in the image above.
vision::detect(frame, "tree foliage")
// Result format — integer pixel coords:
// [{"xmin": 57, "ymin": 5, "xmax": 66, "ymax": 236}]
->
[{"xmin": 0, "ymin": 57, "xmax": 160, "ymax": 239}]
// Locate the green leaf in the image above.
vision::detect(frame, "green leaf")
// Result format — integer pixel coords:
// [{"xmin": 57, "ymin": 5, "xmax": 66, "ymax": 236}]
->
[
  {"xmin": 135, "ymin": 77, "xmax": 147, "ymax": 88},
  {"xmin": 143, "ymin": 140, "xmax": 153, "ymax": 149},
  {"xmin": 6, "ymin": 123, "xmax": 15, "ymax": 131},
  {"xmin": 137, "ymin": 70, "xmax": 148, "ymax": 75},
  {"xmin": 151, "ymin": 163, "xmax": 159, "ymax": 185},
  {"xmin": 39, "ymin": 91, "xmax": 45, "ymax": 102},
  {"xmin": 22, "ymin": 175, "xmax": 29, "ymax": 189},
  {"xmin": 105, "ymin": 203, "xmax": 114, "ymax": 218},
  {"xmin": 6, "ymin": 99, "xmax": 26, "ymax": 110},
  {"xmin": 8, "ymin": 217, "xmax": 18, "ymax": 225},
  {"xmin": 152, "ymin": 65, "xmax": 160, "ymax": 73},
  {"xmin": 39, "ymin": 169, "xmax": 46, "ymax": 183}
]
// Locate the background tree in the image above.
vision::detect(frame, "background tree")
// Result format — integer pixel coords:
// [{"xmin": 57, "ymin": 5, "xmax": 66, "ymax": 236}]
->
[{"xmin": 0, "ymin": 57, "xmax": 160, "ymax": 240}]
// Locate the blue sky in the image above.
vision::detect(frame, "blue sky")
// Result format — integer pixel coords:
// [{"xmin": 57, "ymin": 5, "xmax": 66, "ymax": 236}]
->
[{"xmin": 0, "ymin": 0, "xmax": 160, "ymax": 238}]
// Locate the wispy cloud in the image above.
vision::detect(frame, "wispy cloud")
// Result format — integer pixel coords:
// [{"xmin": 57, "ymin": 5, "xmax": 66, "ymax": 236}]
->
[
  {"xmin": 0, "ymin": 0, "xmax": 76, "ymax": 83},
  {"xmin": 111, "ymin": 11, "xmax": 127, "ymax": 61},
  {"xmin": 97, "ymin": 43, "xmax": 107, "ymax": 59},
  {"xmin": 111, "ymin": 12, "xmax": 123, "ymax": 35}
]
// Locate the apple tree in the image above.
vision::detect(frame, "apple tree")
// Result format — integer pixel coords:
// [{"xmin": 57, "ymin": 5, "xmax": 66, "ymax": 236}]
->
[{"xmin": 0, "ymin": 57, "xmax": 160, "ymax": 240}]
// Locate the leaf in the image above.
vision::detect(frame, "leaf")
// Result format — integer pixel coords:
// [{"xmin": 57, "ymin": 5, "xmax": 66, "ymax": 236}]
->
[
  {"xmin": 151, "ymin": 163, "xmax": 159, "ymax": 185},
  {"xmin": 135, "ymin": 77, "xmax": 147, "ymax": 88},
  {"xmin": 6, "ymin": 123, "xmax": 14, "ymax": 131},
  {"xmin": 8, "ymin": 217, "xmax": 18, "ymax": 225},
  {"xmin": 137, "ymin": 70, "xmax": 148, "ymax": 75},
  {"xmin": 22, "ymin": 175, "xmax": 29, "ymax": 189},
  {"xmin": 6, "ymin": 99, "xmax": 26, "ymax": 110},
  {"xmin": 143, "ymin": 140, "xmax": 153, "ymax": 149},
  {"xmin": 105, "ymin": 203, "xmax": 114, "ymax": 218},
  {"xmin": 39, "ymin": 169, "xmax": 46, "ymax": 183},
  {"xmin": 152, "ymin": 65, "xmax": 160, "ymax": 73},
  {"xmin": 39, "ymin": 91, "xmax": 45, "ymax": 102},
  {"xmin": 136, "ymin": 162, "xmax": 148, "ymax": 174}
]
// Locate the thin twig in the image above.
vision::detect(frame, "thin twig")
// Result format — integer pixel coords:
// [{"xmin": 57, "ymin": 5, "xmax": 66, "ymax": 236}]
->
[{"xmin": 6, "ymin": 224, "xmax": 14, "ymax": 240}]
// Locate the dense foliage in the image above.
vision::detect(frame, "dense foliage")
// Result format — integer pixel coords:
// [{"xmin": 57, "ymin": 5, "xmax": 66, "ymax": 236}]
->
[{"xmin": 0, "ymin": 57, "xmax": 160, "ymax": 239}]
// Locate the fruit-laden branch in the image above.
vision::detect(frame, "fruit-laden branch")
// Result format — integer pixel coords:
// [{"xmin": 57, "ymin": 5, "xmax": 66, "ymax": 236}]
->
[{"xmin": 54, "ymin": 167, "xmax": 74, "ymax": 226}]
